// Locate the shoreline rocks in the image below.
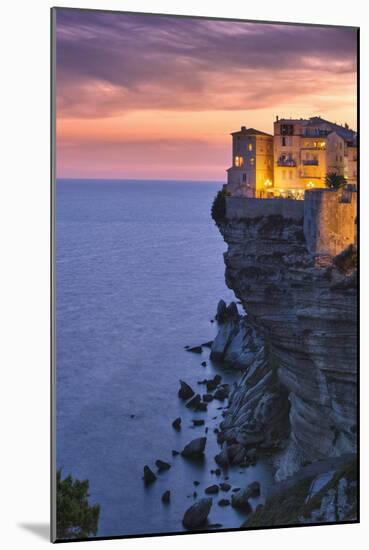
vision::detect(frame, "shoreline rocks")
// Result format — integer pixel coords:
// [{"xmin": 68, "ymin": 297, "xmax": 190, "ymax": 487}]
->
[
  {"xmin": 143, "ymin": 466, "xmax": 157, "ymax": 485},
  {"xmin": 181, "ymin": 437, "xmax": 207, "ymax": 458},
  {"xmin": 182, "ymin": 498, "xmax": 212, "ymax": 529}
]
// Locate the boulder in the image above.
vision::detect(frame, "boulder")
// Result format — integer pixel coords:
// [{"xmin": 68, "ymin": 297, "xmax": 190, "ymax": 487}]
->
[
  {"xmin": 172, "ymin": 450, "xmax": 179, "ymax": 456},
  {"xmin": 201, "ymin": 361, "xmax": 207, "ymax": 367},
  {"xmin": 205, "ymin": 485, "xmax": 219, "ymax": 495},
  {"xmin": 181, "ymin": 437, "xmax": 207, "ymax": 458},
  {"xmin": 203, "ymin": 393, "xmax": 214, "ymax": 403},
  {"xmin": 143, "ymin": 466, "xmax": 157, "ymax": 485},
  {"xmin": 182, "ymin": 498, "xmax": 212, "ymax": 529},
  {"xmin": 161, "ymin": 490, "xmax": 170, "ymax": 503},
  {"xmin": 220, "ymin": 483, "xmax": 231, "ymax": 492},
  {"xmin": 201, "ymin": 341, "xmax": 213, "ymax": 348},
  {"xmin": 218, "ymin": 499, "xmax": 230, "ymax": 507},
  {"xmin": 244, "ymin": 481, "xmax": 261, "ymax": 498},
  {"xmin": 231, "ymin": 489, "xmax": 252, "ymax": 511},
  {"xmin": 186, "ymin": 394, "xmax": 201, "ymax": 409},
  {"xmin": 192, "ymin": 419, "xmax": 205, "ymax": 426},
  {"xmin": 215, "ymin": 299, "xmax": 227, "ymax": 323},
  {"xmin": 196, "ymin": 402, "xmax": 208, "ymax": 412},
  {"xmin": 172, "ymin": 417, "xmax": 181, "ymax": 431},
  {"xmin": 156, "ymin": 460, "xmax": 171, "ymax": 472},
  {"xmin": 186, "ymin": 346, "xmax": 202, "ymax": 354},
  {"xmin": 214, "ymin": 449, "xmax": 229, "ymax": 467},
  {"xmin": 178, "ymin": 380, "xmax": 195, "ymax": 400},
  {"xmin": 214, "ymin": 387, "xmax": 228, "ymax": 401}
]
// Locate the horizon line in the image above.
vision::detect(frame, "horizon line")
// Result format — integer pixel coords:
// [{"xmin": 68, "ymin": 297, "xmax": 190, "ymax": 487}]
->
[{"xmin": 55, "ymin": 177, "xmax": 226, "ymax": 184}]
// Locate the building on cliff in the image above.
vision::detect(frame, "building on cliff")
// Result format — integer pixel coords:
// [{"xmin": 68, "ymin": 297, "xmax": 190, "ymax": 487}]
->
[
  {"xmin": 226, "ymin": 117, "xmax": 357, "ymax": 199},
  {"xmin": 226, "ymin": 126, "xmax": 274, "ymax": 198}
]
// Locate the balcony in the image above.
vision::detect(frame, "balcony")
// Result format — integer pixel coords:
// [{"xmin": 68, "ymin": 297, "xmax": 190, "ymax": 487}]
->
[
  {"xmin": 302, "ymin": 159, "xmax": 319, "ymax": 166},
  {"xmin": 277, "ymin": 157, "xmax": 296, "ymax": 167}
]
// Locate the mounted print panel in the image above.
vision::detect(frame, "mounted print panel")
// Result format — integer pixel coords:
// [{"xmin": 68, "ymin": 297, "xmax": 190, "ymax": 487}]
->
[{"xmin": 51, "ymin": 7, "xmax": 359, "ymax": 542}]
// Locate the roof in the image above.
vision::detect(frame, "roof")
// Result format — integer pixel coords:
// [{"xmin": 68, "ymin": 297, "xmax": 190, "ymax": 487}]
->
[{"xmin": 231, "ymin": 127, "xmax": 272, "ymax": 137}]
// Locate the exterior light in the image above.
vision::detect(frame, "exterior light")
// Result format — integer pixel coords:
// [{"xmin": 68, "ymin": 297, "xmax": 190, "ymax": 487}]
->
[{"xmin": 306, "ymin": 181, "xmax": 314, "ymax": 188}]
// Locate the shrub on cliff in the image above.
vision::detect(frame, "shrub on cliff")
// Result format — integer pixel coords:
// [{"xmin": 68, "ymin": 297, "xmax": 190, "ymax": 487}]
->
[
  {"xmin": 56, "ymin": 470, "xmax": 100, "ymax": 540},
  {"xmin": 325, "ymin": 172, "xmax": 347, "ymax": 190},
  {"xmin": 211, "ymin": 188, "xmax": 230, "ymax": 225}
]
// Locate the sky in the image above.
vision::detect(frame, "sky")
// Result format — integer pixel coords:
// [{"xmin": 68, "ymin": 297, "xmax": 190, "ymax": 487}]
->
[{"xmin": 55, "ymin": 9, "xmax": 358, "ymax": 181}]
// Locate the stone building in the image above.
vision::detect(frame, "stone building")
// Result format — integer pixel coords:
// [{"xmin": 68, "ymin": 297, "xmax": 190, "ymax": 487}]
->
[
  {"xmin": 226, "ymin": 126, "xmax": 274, "ymax": 198},
  {"xmin": 273, "ymin": 116, "xmax": 357, "ymax": 197}
]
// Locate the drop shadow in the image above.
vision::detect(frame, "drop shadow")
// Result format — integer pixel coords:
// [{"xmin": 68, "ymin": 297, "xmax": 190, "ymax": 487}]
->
[{"xmin": 18, "ymin": 522, "xmax": 49, "ymax": 541}]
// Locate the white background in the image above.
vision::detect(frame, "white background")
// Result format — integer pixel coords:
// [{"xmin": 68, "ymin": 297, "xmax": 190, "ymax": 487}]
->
[{"xmin": 1, "ymin": 0, "xmax": 367, "ymax": 548}]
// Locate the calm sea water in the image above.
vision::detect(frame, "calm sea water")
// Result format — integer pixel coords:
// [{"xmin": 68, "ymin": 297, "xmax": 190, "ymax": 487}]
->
[{"xmin": 56, "ymin": 179, "xmax": 273, "ymax": 538}]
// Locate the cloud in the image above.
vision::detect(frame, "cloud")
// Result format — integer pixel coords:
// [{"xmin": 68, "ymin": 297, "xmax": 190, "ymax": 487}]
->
[{"xmin": 55, "ymin": 9, "xmax": 357, "ymax": 118}]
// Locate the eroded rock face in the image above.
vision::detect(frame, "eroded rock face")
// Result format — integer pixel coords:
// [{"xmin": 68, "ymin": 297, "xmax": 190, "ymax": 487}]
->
[{"xmin": 216, "ymin": 214, "xmax": 357, "ymax": 479}]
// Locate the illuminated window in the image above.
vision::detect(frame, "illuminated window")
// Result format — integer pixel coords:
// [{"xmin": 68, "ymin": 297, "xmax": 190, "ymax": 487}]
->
[
  {"xmin": 248, "ymin": 143, "xmax": 253, "ymax": 151},
  {"xmin": 234, "ymin": 156, "xmax": 244, "ymax": 167},
  {"xmin": 249, "ymin": 157, "xmax": 255, "ymax": 165}
]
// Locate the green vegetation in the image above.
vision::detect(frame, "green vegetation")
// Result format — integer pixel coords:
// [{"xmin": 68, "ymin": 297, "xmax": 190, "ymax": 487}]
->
[
  {"xmin": 211, "ymin": 188, "xmax": 229, "ymax": 225},
  {"xmin": 325, "ymin": 172, "xmax": 347, "ymax": 190},
  {"xmin": 56, "ymin": 470, "xmax": 100, "ymax": 540}
]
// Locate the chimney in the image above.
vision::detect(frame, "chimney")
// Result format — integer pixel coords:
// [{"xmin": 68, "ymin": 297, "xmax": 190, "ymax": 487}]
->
[
  {"xmin": 345, "ymin": 123, "xmax": 349, "ymax": 129},
  {"xmin": 241, "ymin": 126, "xmax": 246, "ymax": 132},
  {"xmin": 276, "ymin": 115, "xmax": 279, "ymax": 122}
]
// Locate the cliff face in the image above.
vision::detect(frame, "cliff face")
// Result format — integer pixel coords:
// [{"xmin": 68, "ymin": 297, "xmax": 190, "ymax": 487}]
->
[{"xmin": 216, "ymin": 213, "xmax": 357, "ymax": 480}]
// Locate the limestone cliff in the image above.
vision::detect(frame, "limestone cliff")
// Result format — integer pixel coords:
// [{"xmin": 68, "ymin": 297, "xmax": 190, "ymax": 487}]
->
[{"xmin": 214, "ymin": 209, "xmax": 357, "ymax": 480}]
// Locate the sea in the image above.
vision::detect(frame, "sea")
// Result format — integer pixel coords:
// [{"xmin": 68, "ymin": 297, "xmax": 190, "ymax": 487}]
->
[{"xmin": 55, "ymin": 179, "xmax": 274, "ymax": 537}]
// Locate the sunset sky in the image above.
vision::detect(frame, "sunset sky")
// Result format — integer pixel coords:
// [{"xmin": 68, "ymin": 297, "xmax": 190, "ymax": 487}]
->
[{"xmin": 55, "ymin": 9, "xmax": 357, "ymax": 181}]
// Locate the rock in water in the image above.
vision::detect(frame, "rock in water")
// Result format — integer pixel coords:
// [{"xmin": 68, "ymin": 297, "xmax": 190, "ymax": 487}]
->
[
  {"xmin": 215, "ymin": 300, "xmax": 227, "ymax": 323},
  {"xmin": 178, "ymin": 380, "xmax": 195, "ymax": 400},
  {"xmin": 181, "ymin": 437, "xmax": 207, "ymax": 458},
  {"xmin": 231, "ymin": 489, "xmax": 252, "ymax": 511},
  {"xmin": 218, "ymin": 499, "xmax": 230, "ymax": 507},
  {"xmin": 186, "ymin": 346, "xmax": 202, "ymax": 354},
  {"xmin": 192, "ymin": 419, "xmax": 205, "ymax": 426},
  {"xmin": 172, "ymin": 417, "xmax": 181, "ymax": 431},
  {"xmin": 155, "ymin": 459, "xmax": 171, "ymax": 472},
  {"xmin": 220, "ymin": 483, "xmax": 231, "ymax": 492},
  {"xmin": 245, "ymin": 481, "xmax": 261, "ymax": 498},
  {"xmin": 162, "ymin": 490, "xmax": 170, "ymax": 503},
  {"xmin": 182, "ymin": 498, "xmax": 212, "ymax": 529},
  {"xmin": 186, "ymin": 394, "xmax": 201, "ymax": 409},
  {"xmin": 143, "ymin": 466, "xmax": 157, "ymax": 485},
  {"xmin": 205, "ymin": 485, "xmax": 219, "ymax": 494}
]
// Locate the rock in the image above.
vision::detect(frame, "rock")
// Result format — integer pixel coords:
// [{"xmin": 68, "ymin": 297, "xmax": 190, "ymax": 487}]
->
[
  {"xmin": 205, "ymin": 427, "xmax": 209, "ymax": 433},
  {"xmin": 186, "ymin": 394, "xmax": 201, "ymax": 409},
  {"xmin": 231, "ymin": 490, "xmax": 252, "ymax": 511},
  {"xmin": 215, "ymin": 299, "xmax": 227, "ymax": 323},
  {"xmin": 203, "ymin": 394, "xmax": 213, "ymax": 403},
  {"xmin": 205, "ymin": 485, "xmax": 219, "ymax": 495},
  {"xmin": 220, "ymin": 483, "xmax": 231, "ymax": 492},
  {"xmin": 201, "ymin": 361, "xmax": 207, "ymax": 367},
  {"xmin": 232, "ymin": 487, "xmax": 241, "ymax": 492},
  {"xmin": 130, "ymin": 414, "xmax": 135, "ymax": 418},
  {"xmin": 172, "ymin": 450, "xmax": 179, "ymax": 456},
  {"xmin": 208, "ymin": 523, "xmax": 223, "ymax": 528},
  {"xmin": 181, "ymin": 437, "xmax": 207, "ymax": 458},
  {"xmin": 218, "ymin": 499, "xmax": 230, "ymax": 506},
  {"xmin": 196, "ymin": 401, "xmax": 208, "ymax": 412},
  {"xmin": 182, "ymin": 498, "xmax": 212, "ymax": 529},
  {"xmin": 202, "ymin": 341, "xmax": 213, "ymax": 348},
  {"xmin": 172, "ymin": 417, "xmax": 181, "ymax": 431},
  {"xmin": 193, "ymin": 480, "xmax": 200, "ymax": 486},
  {"xmin": 214, "ymin": 449, "xmax": 229, "ymax": 467},
  {"xmin": 143, "ymin": 466, "xmax": 157, "ymax": 485},
  {"xmin": 215, "ymin": 468, "xmax": 221, "ymax": 476},
  {"xmin": 186, "ymin": 346, "xmax": 202, "ymax": 354},
  {"xmin": 178, "ymin": 380, "xmax": 195, "ymax": 400},
  {"xmin": 214, "ymin": 387, "xmax": 228, "ymax": 401},
  {"xmin": 192, "ymin": 419, "xmax": 205, "ymax": 426},
  {"xmin": 156, "ymin": 460, "xmax": 171, "ymax": 472},
  {"xmin": 161, "ymin": 490, "xmax": 170, "ymax": 503},
  {"xmin": 245, "ymin": 481, "xmax": 261, "ymax": 498},
  {"xmin": 193, "ymin": 491, "xmax": 197, "ymax": 498}
]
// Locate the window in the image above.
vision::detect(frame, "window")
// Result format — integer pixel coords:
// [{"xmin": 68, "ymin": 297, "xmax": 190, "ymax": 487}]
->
[
  {"xmin": 234, "ymin": 156, "xmax": 244, "ymax": 167},
  {"xmin": 248, "ymin": 143, "xmax": 253, "ymax": 151},
  {"xmin": 281, "ymin": 124, "xmax": 294, "ymax": 136},
  {"xmin": 242, "ymin": 173, "xmax": 247, "ymax": 183},
  {"xmin": 249, "ymin": 157, "xmax": 255, "ymax": 165},
  {"xmin": 282, "ymin": 137, "xmax": 286, "ymax": 146}
]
